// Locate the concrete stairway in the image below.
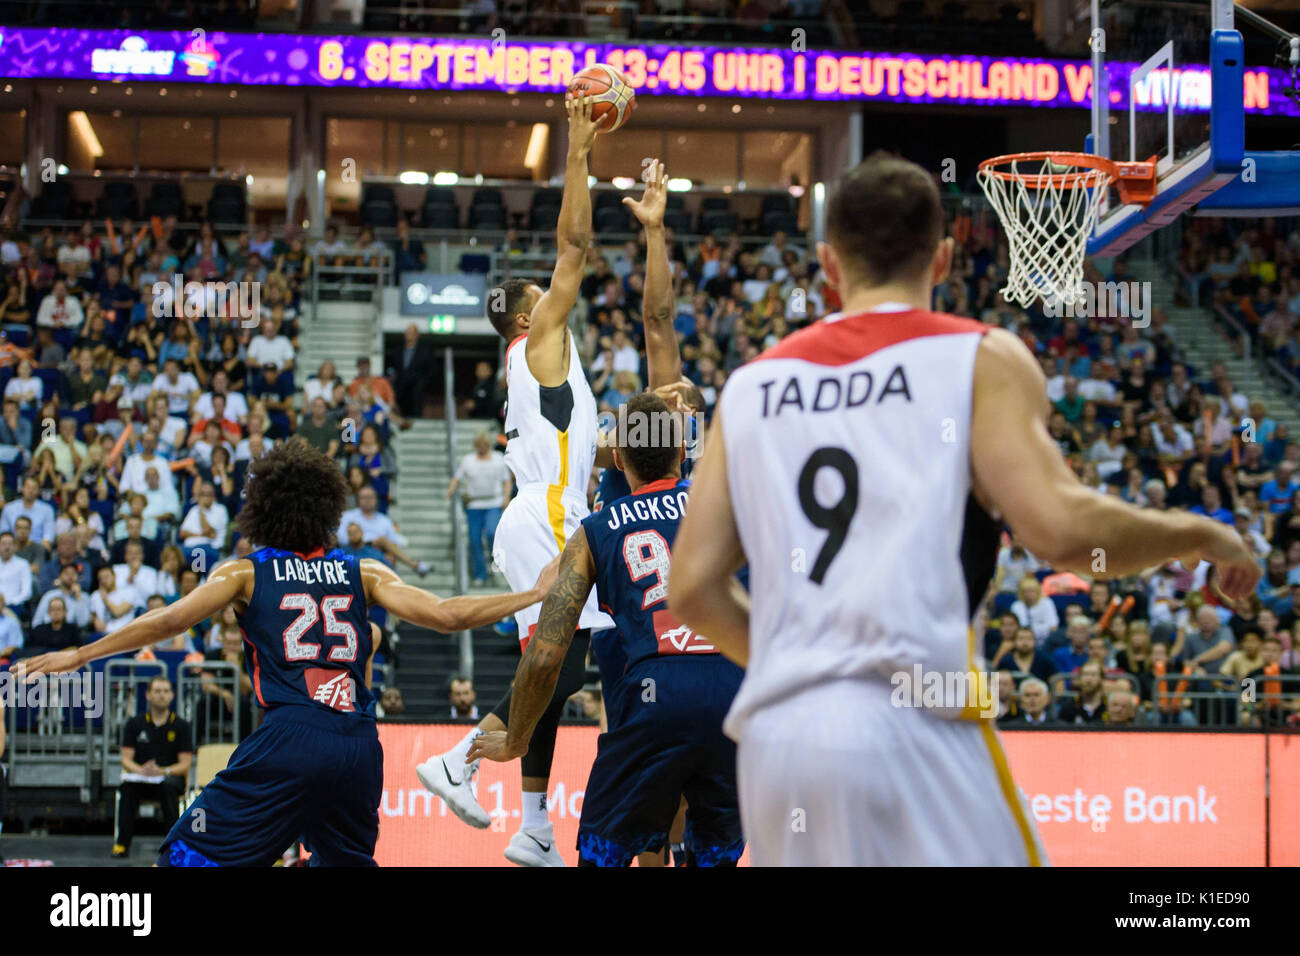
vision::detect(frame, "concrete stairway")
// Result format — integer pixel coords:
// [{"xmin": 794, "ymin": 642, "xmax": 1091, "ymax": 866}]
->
[
  {"xmin": 387, "ymin": 417, "xmax": 509, "ymax": 715},
  {"xmin": 1128, "ymin": 258, "xmax": 1300, "ymax": 436},
  {"xmin": 294, "ymin": 300, "xmax": 376, "ymax": 382}
]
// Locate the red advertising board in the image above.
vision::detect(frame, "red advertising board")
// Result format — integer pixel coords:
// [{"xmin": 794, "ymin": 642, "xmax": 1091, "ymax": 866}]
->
[{"xmin": 377, "ymin": 724, "xmax": 1289, "ymax": 866}]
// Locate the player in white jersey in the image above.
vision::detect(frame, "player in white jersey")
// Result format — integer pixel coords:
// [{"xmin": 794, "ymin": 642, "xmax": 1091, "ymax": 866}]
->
[
  {"xmin": 669, "ymin": 152, "xmax": 1261, "ymax": 866},
  {"xmin": 416, "ymin": 100, "xmax": 684, "ymax": 866}
]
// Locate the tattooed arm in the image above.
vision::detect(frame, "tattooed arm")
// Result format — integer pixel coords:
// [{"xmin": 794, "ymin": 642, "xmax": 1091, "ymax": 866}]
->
[{"xmin": 468, "ymin": 527, "xmax": 597, "ymax": 763}]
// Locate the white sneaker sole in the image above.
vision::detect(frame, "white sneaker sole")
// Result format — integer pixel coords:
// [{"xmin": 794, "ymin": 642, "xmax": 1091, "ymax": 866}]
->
[{"xmin": 416, "ymin": 758, "xmax": 491, "ymax": 830}]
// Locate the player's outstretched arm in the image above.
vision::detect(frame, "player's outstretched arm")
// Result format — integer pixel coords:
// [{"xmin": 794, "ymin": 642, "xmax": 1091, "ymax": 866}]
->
[
  {"xmin": 669, "ymin": 408, "xmax": 751, "ymax": 665},
  {"xmin": 525, "ymin": 94, "xmax": 600, "ymax": 387},
  {"xmin": 625, "ymin": 159, "xmax": 680, "ymax": 389},
  {"xmin": 361, "ymin": 557, "xmax": 557, "ymax": 634},
  {"xmin": 971, "ymin": 327, "xmax": 1260, "ymax": 595},
  {"xmin": 469, "ymin": 528, "xmax": 596, "ymax": 763},
  {"xmin": 12, "ymin": 561, "xmax": 251, "ymax": 680}
]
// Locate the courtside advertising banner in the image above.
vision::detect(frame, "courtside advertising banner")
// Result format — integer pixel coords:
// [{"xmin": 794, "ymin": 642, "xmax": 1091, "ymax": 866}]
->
[
  {"xmin": 1001, "ymin": 731, "xmax": 1268, "ymax": 866},
  {"xmin": 379, "ymin": 724, "xmax": 1288, "ymax": 865}
]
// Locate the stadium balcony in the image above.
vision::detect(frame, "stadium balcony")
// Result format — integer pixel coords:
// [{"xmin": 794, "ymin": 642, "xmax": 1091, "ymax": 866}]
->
[{"xmin": 18, "ymin": 173, "xmax": 250, "ymax": 236}]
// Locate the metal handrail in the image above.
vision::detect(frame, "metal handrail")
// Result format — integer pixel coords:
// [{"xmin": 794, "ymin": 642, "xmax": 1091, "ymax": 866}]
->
[{"xmin": 444, "ymin": 347, "xmax": 473, "ymax": 677}]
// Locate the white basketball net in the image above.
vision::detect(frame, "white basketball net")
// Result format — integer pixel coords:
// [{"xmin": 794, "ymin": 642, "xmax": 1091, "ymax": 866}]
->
[{"xmin": 977, "ymin": 156, "xmax": 1112, "ymax": 308}]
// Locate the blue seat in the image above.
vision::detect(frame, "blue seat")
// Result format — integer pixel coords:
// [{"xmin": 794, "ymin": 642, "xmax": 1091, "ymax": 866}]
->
[
  {"xmin": 1050, "ymin": 593, "xmax": 1081, "ymax": 618},
  {"xmin": 3, "ymin": 324, "xmax": 29, "ymax": 347},
  {"xmin": 991, "ymin": 591, "xmax": 1017, "ymax": 616},
  {"xmin": 34, "ymin": 367, "xmax": 62, "ymax": 399}
]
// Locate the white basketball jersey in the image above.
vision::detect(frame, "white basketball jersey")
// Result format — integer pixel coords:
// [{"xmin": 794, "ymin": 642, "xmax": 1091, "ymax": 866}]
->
[
  {"xmin": 501, "ymin": 333, "xmax": 598, "ymax": 495},
  {"xmin": 718, "ymin": 306, "xmax": 998, "ymax": 739}
]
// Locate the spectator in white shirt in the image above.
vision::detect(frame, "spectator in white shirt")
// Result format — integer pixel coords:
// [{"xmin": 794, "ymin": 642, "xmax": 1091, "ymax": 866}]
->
[
  {"xmin": 246, "ymin": 317, "xmax": 296, "ymax": 372},
  {"xmin": 192, "ymin": 369, "xmax": 249, "ymax": 425},
  {"xmin": 90, "ymin": 564, "xmax": 140, "ymax": 634},
  {"xmin": 190, "ymin": 420, "xmax": 234, "ymax": 470},
  {"xmin": 448, "ymin": 431, "xmax": 513, "ymax": 585},
  {"xmin": 995, "ymin": 542, "xmax": 1039, "ymax": 594},
  {"xmin": 146, "ymin": 395, "xmax": 189, "ymax": 455},
  {"xmin": 304, "ymin": 360, "xmax": 341, "ymax": 407},
  {"xmin": 235, "ymin": 429, "xmax": 273, "ymax": 464},
  {"xmin": 120, "ymin": 431, "xmax": 175, "ymax": 495},
  {"xmin": 141, "ymin": 467, "xmax": 182, "ymax": 526},
  {"xmin": 179, "ymin": 481, "xmax": 229, "ymax": 565},
  {"xmin": 588, "ymin": 328, "xmax": 640, "ymax": 376},
  {"xmin": 1010, "ymin": 575, "xmax": 1060, "ymax": 644},
  {"xmin": 109, "ymin": 355, "xmax": 155, "ymax": 411},
  {"xmin": 37, "ymin": 415, "xmax": 87, "ymax": 484},
  {"xmin": 0, "ymin": 531, "xmax": 33, "ymax": 610},
  {"xmin": 313, "ymin": 223, "xmax": 352, "ymax": 267},
  {"xmin": 1152, "ymin": 411, "xmax": 1194, "ymax": 459},
  {"xmin": 150, "ymin": 358, "xmax": 201, "ymax": 417},
  {"xmin": 113, "ymin": 540, "xmax": 159, "ymax": 600},
  {"xmin": 35, "ymin": 279, "xmax": 85, "ymax": 329},
  {"xmin": 741, "ymin": 264, "xmax": 776, "ymax": 305},
  {"xmin": 4, "ymin": 359, "xmax": 43, "ymax": 411},
  {"xmin": 336, "ymin": 485, "xmax": 430, "ymax": 576},
  {"xmin": 32, "ymin": 561, "xmax": 91, "ymax": 628},
  {"xmin": 0, "ymin": 475, "xmax": 58, "ymax": 546},
  {"xmin": 111, "ymin": 538, "xmax": 157, "ymax": 590}
]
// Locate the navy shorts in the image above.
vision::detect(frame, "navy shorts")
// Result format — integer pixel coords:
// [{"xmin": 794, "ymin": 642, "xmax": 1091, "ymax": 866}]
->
[
  {"xmin": 158, "ymin": 704, "xmax": 383, "ymax": 867},
  {"xmin": 578, "ymin": 655, "xmax": 745, "ymax": 867}
]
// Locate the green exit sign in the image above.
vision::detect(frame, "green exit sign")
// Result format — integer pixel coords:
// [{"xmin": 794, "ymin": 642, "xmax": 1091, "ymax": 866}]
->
[{"xmin": 428, "ymin": 315, "xmax": 457, "ymax": 333}]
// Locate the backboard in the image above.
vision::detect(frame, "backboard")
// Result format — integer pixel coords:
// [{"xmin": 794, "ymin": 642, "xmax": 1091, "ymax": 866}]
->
[{"xmin": 1087, "ymin": 0, "xmax": 1244, "ymax": 255}]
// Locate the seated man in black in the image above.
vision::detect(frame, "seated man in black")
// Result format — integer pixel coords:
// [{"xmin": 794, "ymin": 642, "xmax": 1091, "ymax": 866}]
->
[
  {"xmin": 114, "ymin": 676, "xmax": 193, "ymax": 859},
  {"xmin": 19, "ymin": 596, "xmax": 80, "ymax": 658}
]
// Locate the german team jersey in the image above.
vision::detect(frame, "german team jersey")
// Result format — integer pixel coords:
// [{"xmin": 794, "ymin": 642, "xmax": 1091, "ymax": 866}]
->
[
  {"xmin": 241, "ymin": 547, "xmax": 376, "ymax": 721},
  {"xmin": 581, "ymin": 476, "xmax": 717, "ymax": 671},
  {"xmin": 501, "ymin": 332, "xmax": 599, "ymax": 495},
  {"xmin": 718, "ymin": 306, "xmax": 999, "ymax": 735}
]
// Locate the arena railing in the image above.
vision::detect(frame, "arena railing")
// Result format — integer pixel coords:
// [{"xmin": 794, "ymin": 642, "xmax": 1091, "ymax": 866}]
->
[
  {"xmin": 176, "ymin": 659, "xmax": 243, "ymax": 749},
  {"xmin": 307, "ymin": 249, "xmax": 394, "ymax": 320},
  {"xmin": 442, "ymin": 346, "xmax": 473, "ymax": 679},
  {"xmin": 2, "ymin": 665, "xmax": 97, "ymax": 790},
  {"xmin": 1152, "ymin": 672, "xmax": 1300, "ymax": 728}
]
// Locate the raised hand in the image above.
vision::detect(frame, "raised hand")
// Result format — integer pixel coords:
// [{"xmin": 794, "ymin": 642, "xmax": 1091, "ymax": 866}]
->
[
  {"xmin": 623, "ymin": 159, "xmax": 668, "ymax": 228},
  {"xmin": 565, "ymin": 92, "xmax": 600, "ymax": 152}
]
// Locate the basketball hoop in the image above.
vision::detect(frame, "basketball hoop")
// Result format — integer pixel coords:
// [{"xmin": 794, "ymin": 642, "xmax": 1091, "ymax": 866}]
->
[{"xmin": 977, "ymin": 151, "xmax": 1156, "ymax": 308}]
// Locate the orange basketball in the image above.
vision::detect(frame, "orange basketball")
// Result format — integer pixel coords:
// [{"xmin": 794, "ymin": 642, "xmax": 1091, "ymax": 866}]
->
[{"xmin": 567, "ymin": 63, "xmax": 636, "ymax": 133}]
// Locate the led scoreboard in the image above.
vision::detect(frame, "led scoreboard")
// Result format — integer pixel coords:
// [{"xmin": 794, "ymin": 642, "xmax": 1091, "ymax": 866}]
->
[{"xmin": 0, "ymin": 28, "xmax": 1295, "ymax": 115}]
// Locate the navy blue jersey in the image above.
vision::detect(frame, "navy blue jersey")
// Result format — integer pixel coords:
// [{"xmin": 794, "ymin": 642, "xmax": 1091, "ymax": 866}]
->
[
  {"xmin": 241, "ymin": 547, "xmax": 376, "ymax": 721},
  {"xmin": 582, "ymin": 477, "xmax": 720, "ymax": 670}
]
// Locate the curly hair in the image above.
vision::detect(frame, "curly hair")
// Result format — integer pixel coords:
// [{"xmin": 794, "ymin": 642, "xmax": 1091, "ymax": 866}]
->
[{"xmin": 236, "ymin": 437, "xmax": 347, "ymax": 554}]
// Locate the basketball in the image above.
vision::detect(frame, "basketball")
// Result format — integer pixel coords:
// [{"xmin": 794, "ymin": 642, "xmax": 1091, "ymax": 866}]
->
[{"xmin": 567, "ymin": 63, "xmax": 636, "ymax": 133}]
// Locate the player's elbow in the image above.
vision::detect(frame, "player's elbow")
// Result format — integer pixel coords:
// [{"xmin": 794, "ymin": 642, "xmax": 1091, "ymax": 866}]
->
[
  {"xmin": 1008, "ymin": 492, "xmax": 1104, "ymax": 569},
  {"xmin": 557, "ymin": 232, "xmax": 591, "ymax": 258}
]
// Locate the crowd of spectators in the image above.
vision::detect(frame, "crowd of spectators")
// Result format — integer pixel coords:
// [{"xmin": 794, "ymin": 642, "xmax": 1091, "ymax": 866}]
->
[
  {"xmin": 0, "ymin": 217, "xmax": 421, "ymax": 727},
  {"xmin": 1, "ymin": 193, "xmax": 1298, "ymax": 736},
  {"xmin": 1177, "ymin": 218, "xmax": 1300, "ymax": 378}
]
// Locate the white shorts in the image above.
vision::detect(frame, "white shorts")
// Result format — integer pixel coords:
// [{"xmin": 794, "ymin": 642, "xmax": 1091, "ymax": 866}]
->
[
  {"xmin": 492, "ymin": 485, "xmax": 613, "ymax": 643},
  {"xmin": 733, "ymin": 680, "xmax": 1046, "ymax": 866}
]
